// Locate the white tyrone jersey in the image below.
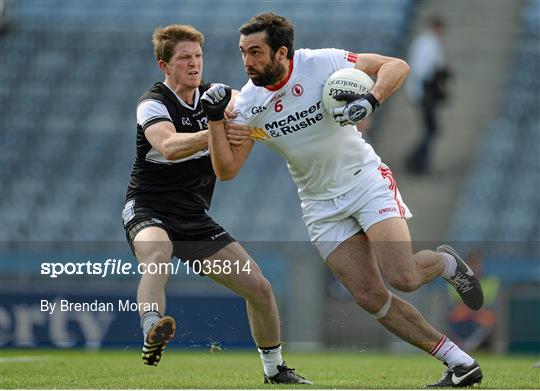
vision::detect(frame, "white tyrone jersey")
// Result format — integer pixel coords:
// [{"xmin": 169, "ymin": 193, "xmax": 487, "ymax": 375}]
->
[{"xmin": 234, "ymin": 48, "xmax": 381, "ymax": 200}]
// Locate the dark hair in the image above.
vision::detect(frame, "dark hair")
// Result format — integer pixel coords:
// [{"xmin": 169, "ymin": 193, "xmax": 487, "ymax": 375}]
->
[{"xmin": 239, "ymin": 12, "xmax": 295, "ymax": 59}]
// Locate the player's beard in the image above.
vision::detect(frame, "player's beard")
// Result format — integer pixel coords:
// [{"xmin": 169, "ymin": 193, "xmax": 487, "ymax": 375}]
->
[{"xmin": 248, "ymin": 57, "xmax": 286, "ymax": 87}]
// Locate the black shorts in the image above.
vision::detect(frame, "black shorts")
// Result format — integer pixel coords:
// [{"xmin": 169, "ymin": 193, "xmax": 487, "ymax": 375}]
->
[{"xmin": 122, "ymin": 199, "xmax": 235, "ymax": 262}]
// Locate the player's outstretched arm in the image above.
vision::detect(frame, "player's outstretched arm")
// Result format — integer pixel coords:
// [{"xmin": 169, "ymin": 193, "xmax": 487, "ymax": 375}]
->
[
  {"xmin": 201, "ymin": 84, "xmax": 254, "ymax": 181},
  {"xmin": 355, "ymin": 53, "xmax": 410, "ymax": 103},
  {"xmin": 145, "ymin": 121, "xmax": 209, "ymax": 161}
]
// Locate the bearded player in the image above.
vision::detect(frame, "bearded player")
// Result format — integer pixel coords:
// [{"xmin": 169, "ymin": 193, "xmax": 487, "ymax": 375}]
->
[{"xmin": 201, "ymin": 13, "xmax": 484, "ymax": 388}]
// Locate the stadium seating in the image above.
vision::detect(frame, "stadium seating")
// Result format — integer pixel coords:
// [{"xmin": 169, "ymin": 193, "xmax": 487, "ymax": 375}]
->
[
  {"xmin": 1, "ymin": 0, "xmax": 413, "ymax": 242},
  {"xmin": 451, "ymin": 0, "xmax": 539, "ymax": 248}
]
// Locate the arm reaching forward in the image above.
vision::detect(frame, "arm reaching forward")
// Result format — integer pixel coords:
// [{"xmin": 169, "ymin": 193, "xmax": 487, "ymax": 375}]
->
[
  {"xmin": 139, "ymin": 98, "xmax": 208, "ymax": 161},
  {"xmin": 145, "ymin": 122, "xmax": 208, "ymax": 161},
  {"xmin": 201, "ymin": 84, "xmax": 254, "ymax": 181}
]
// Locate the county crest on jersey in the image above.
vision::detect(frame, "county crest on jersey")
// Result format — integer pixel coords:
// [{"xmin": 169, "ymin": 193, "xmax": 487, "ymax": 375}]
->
[{"xmin": 233, "ymin": 48, "xmax": 381, "ymax": 200}]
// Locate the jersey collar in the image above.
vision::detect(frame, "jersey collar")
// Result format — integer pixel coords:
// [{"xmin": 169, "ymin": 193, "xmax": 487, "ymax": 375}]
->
[
  {"xmin": 264, "ymin": 57, "xmax": 294, "ymax": 92},
  {"xmin": 163, "ymin": 81, "xmax": 200, "ymax": 111}
]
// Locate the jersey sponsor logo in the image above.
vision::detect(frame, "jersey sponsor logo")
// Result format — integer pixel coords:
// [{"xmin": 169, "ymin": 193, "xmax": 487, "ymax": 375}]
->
[
  {"xmin": 292, "ymin": 84, "xmax": 304, "ymax": 97},
  {"xmin": 345, "ymin": 51, "xmax": 358, "ymax": 63},
  {"xmin": 251, "ymin": 106, "xmax": 266, "ymax": 114},
  {"xmin": 181, "ymin": 117, "xmax": 192, "ymax": 126},
  {"xmin": 250, "ymin": 127, "xmax": 270, "ymax": 141},
  {"xmin": 264, "ymin": 101, "xmax": 324, "ymax": 137},
  {"xmin": 379, "ymin": 207, "xmax": 397, "ymax": 214}
]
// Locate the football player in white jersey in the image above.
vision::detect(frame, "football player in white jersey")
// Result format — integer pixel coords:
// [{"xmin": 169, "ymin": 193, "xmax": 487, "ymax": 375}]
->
[{"xmin": 202, "ymin": 13, "xmax": 485, "ymax": 388}]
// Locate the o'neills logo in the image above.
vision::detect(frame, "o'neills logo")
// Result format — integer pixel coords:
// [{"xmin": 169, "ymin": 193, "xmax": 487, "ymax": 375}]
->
[{"xmin": 379, "ymin": 207, "xmax": 397, "ymax": 214}]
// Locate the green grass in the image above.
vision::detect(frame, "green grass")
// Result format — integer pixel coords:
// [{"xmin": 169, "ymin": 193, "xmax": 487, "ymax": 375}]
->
[{"xmin": 1, "ymin": 349, "xmax": 539, "ymax": 389}]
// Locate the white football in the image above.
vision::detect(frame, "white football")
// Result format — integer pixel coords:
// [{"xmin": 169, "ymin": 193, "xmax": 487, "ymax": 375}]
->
[{"xmin": 322, "ymin": 68, "xmax": 375, "ymax": 112}]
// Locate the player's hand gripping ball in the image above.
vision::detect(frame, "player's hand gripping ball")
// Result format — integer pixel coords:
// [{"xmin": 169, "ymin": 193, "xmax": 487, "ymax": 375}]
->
[{"xmin": 322, "ymin": 68, "xmax": 379, "ymax": 126}]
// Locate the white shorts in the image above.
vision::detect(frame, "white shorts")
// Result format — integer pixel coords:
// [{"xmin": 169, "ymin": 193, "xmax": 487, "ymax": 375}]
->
[{"xmin": 301, "ymin": 163, "xmax": 412, "ymax": 261}]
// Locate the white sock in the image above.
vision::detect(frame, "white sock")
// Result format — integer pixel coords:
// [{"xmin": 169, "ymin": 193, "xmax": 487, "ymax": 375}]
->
[
  {"xmin": 141, "ymin": 310, "xmax": 161, "ymax": 336},
  {"xmin": 258, "ymin": 345, "xmax": 282, "ymax": 376},
  {"xmin": 429, "ymin": 335, "xmax": 474, "ymax": 366},
  {"xmin": 440, "ymin": 252, "xmax": 458, "ymax": 279}
]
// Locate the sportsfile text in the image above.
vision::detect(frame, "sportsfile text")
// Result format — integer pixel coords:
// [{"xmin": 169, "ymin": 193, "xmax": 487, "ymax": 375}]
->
[
  {"xmin": 42, "ymin": 259, "xmax": 140, "ymax": 278},
  {"xmin": 40, "ymin": 258, "xmax": 252, "ymax": 278}
]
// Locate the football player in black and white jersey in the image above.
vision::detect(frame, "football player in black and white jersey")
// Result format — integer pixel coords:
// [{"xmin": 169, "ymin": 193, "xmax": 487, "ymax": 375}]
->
[
  {"xmin": 202, "ymin": 13, "xmax": 484, "ymax": 388},
  {"xmin": 122, "ymin": 24, "xmax": 309, "ymax": 384}
]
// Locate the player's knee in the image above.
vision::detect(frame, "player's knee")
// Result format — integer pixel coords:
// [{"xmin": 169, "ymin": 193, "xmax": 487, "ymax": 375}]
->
[
  {"xmin": 387, "ymin": 273, "xmax": 419, "ymax": 292},
  {"xmin": 134, "ymin": 237, "xmax": 172, "ymax": 264},
  {"xmin": 139, "ymin": 250, "xmax": 171, "ymax": 265},
  {"xmin": 255, "ymin": 277, "xmax": 274, "ymax": 301},
  {"xmin": 135, "ymin": 248, "xmax": 173, "ymax": 281},
  {"xmin": 245, "ymin": 276, "xmax": 274, "ymax": 305},
  {"xmin": 351, "ymin": 290, "xmax": 386, "ymax": 314}
]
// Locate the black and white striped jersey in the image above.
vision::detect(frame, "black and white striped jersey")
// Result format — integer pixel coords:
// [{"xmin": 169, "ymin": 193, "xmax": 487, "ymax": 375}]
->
[{"xmin": 126, "ymin": 81, "xmax": 215, "ymax": 213}]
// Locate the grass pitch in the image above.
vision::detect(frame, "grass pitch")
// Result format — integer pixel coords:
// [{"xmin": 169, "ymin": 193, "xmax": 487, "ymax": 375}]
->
[{"xmin": 1, "ymin": 349, "xmax": 538, "ymax": 389}]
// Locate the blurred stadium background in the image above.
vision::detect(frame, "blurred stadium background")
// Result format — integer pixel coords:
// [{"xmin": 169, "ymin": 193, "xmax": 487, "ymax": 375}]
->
[{"xmin": 0, "ymin": 0, "xmax": 539, "ymax": 361}]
